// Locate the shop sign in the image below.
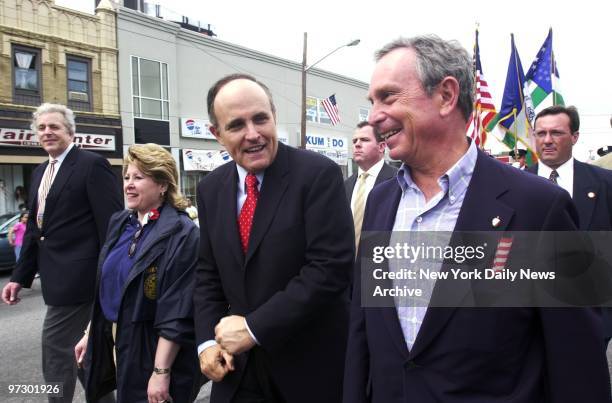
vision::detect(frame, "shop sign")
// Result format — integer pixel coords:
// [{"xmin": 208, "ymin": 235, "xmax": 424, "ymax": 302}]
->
[
  {"xmin": 180, "ymin": 118, "xmax": 216, "ymax": 140},
  {"xmin": 305, "ymin": 134, "xmax": 348, "ymax": 165},
  {"xmin": 0, "ymin": 128, "xmax": 116, "ymax": 151},
  {"xmin": 182, "ymin": 149, "xmax": 232, "ymax": 171}
]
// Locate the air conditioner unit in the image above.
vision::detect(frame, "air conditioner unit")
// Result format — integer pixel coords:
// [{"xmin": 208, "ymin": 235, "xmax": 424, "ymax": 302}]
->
[{"xmin": 68, "ymin": 91, "xmax": 89, "ymax": 102}]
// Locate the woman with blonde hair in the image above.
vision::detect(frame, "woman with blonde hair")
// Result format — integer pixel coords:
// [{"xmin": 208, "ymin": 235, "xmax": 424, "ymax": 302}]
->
[{"xmin": 75, "ymin": 144, "xmax": 201, "ymax": 402}]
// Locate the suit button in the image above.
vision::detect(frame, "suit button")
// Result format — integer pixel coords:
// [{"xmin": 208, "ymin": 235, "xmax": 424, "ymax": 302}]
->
[
  {"xmin": 40, "ymin": 236, "xmax": 45, "ymax": 241},
  {"xmin": 405, "ymin": 360, "xmax": 420, "ymax": 369}
]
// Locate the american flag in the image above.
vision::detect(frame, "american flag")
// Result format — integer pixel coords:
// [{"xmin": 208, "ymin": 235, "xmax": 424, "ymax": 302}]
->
[
  {"xmin": 466, "ymin": 29, "xmax": 497, "ymax": 148},
  {"xmin": 321, "ymin": 94, "xmax": 340, "ymax": 125}
]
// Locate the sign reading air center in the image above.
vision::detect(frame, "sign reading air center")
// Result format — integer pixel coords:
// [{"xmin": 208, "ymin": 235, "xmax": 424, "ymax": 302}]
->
[
  {"xmin": 305, "ymin": 134, "xmax": 348, "ymax": 165},
  {"xmin": 180, "ymin": 118, "xmax": 216, "ymax": 140},
  {"xmin": 0, "ymin": 128, "xmax": 116, "ymax": 151}
]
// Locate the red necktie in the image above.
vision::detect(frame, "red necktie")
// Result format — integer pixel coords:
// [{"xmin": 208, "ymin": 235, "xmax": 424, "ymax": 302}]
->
[{"xmin": 238, "ymin": 173, "xmax": 259, "ymax": 253}]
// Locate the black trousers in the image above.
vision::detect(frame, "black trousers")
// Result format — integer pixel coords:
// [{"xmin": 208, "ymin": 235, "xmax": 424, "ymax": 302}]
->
[{"xmin": 232, "ymin": 348, "xmax": 285, "ymax": 403}]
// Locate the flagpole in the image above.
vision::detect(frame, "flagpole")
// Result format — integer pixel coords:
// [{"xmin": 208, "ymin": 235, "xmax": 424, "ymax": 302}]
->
[{"xmin": 512, "ymin": 107, "xmax": 518, "ymax": 154}]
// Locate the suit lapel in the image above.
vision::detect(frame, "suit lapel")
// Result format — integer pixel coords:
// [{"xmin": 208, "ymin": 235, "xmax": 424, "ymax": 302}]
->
[
  {"xmin": 245, "ymin": 144, "xmax": 290, "ymax": 264},
  {"xmin": 218, "ymin": 163, "xmax": 244, "ymax": 266},
  {"xmin": 30, "ymin": 162, "xmax": 47, "ymax": 216},
  {"xmin": 573, "ymin": 160, "xmax": 598, "ymax": 230},
  {"xmin": 43, "ymin": 147, "xmax": 78, "ymax": 226},
  {"xmin": 409, "ymin": 151, "xmax": 515, "ymax": 359}
]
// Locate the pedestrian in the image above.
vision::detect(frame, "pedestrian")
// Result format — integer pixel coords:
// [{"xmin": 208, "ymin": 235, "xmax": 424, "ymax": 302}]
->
[
  {"xmin": 1, "ymin": 103, "xmax": 122, "ymax": 403},
  {"xmin": 8, "ymin": 211, "xmax": 28, "ymax": 260},
  {"xmin": 194, "ymin": 74, "xmax": 354, "ymax": 403},
  {"xmin": 343, "ymin": 35, "xmax": 610, "ymax": 403},
  {"xmin": 75, "ymin": 143, "xmax": 202, "ymax": 403}
]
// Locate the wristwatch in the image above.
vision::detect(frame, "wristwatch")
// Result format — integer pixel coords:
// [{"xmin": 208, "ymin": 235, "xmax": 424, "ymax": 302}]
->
[{"xmin": 153, "ymin": 367, "xmax": 171, "ymax": 375}]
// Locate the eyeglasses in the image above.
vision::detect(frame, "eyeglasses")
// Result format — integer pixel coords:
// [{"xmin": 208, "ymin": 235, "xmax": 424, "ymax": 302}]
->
[
  {"xmin": 533, "ymin": 131, "xmax": 573, "ymax": 139},
  {"xmin": 128, "ymin": 227, "xmax": 144, "ymax": 257}
]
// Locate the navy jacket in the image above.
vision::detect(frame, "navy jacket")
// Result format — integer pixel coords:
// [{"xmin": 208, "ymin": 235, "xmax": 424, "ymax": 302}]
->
[
  {"xmin": 194, "ymin": 143, "xmax": 354, "ymax": 403},
  {"xmin": 344, "ymin": 149, "xmax": 610, "ymax": 403},
  {"xmin": 84, "ymin": 206, "xmax": 201, "ymax": 403},
  {"xmin": 11, "ymin": 146, "xmax": 122, "ymax": 305}
]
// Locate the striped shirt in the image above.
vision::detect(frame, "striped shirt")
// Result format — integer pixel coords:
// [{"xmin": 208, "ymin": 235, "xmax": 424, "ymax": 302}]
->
[{"xmin": 392, "ymin": 139, "xmax": 477, "ymax": 350}]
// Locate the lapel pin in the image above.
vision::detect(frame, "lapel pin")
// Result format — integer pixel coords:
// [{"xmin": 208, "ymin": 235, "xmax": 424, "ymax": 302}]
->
[
  {"xmin": 492, "ymin": 216, "xmax": 501, "ymax": 228},
  {"xmin": 587, "ymin": 191, "xmax": 596, "ymax": 199}
]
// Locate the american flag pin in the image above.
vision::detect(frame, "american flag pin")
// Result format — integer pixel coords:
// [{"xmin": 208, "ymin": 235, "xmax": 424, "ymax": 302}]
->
[
  {"xmin": 588, "ymin": 191, "xmax": 596, "ymax": 199},
  {"xmin": 491, "ymin": 216, "xmax": 501, "ymax": 228},
  {"xmin": 492, "ymin": 236, "xmax": 513, "ymax": 272}
]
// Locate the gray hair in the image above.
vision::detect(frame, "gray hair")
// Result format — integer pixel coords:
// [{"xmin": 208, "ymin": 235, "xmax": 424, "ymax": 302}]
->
[
  {"xmin": 375, "ymin": 35, "xmax": 473, "ymax": 121},
  {"xmin": 31, "ymin": 103, "xmax": 76, "ymax": 135}
]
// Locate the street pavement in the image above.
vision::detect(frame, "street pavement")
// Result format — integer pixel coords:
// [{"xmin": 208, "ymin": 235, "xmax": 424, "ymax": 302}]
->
[
  {"xmin": 0, "ymin": 272, "xmax": 210, "ymax": 402},
  {"xmin": 2, "ymin": 271, "xmax": 612, "ymax": 401}
]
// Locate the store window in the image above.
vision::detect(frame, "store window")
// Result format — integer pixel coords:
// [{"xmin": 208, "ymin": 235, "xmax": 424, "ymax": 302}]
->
[
  {"xmin": 13, "ymin": 45, "xmax": 41, "ymax": 106},
  {"xmin": 67, "ymin": 56, "xmax": 92, "ymax": 111},
  {"xmin": 131, "ymin": 56, "xmax": 169, "ymax": 120},
  {"xmin": 306, "ymin": 96, "xmax": 332, "ymax": 125}
]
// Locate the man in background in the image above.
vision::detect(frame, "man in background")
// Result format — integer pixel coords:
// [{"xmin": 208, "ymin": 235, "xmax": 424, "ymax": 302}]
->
[{"xmin": 345, "ymin": 121, "xmax": 396, "ymax": 249}]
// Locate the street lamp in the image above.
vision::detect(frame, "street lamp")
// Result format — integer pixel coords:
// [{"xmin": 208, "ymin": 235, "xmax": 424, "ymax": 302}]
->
[{"xmin": 300, "ymin": 33, "xmax": 360, "ymax": 148}]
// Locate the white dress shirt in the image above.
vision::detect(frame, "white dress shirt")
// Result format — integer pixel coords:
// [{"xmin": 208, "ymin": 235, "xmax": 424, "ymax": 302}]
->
[
  {"xmin": 537, "ymin": 158, "xmax": 574, "ymax": 197},
  {"xmin": 350, "ymin": 158, "xmax": 385, "ymax": 212}
]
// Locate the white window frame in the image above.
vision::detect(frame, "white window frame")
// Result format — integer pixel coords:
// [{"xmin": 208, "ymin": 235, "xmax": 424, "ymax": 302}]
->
[
  {"xmin": 131, "ymin": 56, "xmax": 169, "ymax": 121},
  {"xmin": 306, "ymin": 96, "xmax": 332, "ymax": 125}
]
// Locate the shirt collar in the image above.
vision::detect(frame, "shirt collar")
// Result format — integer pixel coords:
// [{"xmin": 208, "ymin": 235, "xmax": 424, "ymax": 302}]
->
[
  {"xmin": 357, "ymin": 158, "xmax": 385, "ymax": 179},
  {"xmin": 50, "ymin": 142, "xmax": 74, "ymax": 163},
  {"xmin": 539, "ymin": 157, "xmax": 574, "ymax": 179},
  {"xmin": 396, "ymin": 138, "xmax": 477, "ymax": 196},
  {"xmin": 236, "ymin": 164, "xmax": 264, "ymax": 191}
]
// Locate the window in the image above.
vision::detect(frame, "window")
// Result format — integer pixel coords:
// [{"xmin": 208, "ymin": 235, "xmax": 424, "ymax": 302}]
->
[
  {"xmin": 306, "ymin": 96, "xmax": 332, "ymax": 125},
  {"xmin": 358, "ymin": 107, "xmax": 370, "ymax": 123},
  {"xmin": 13, "ymin": 45, "xmax": 41, "ymax": 106},
  {"xmin": 131, "ymin": 56, "xmax": 169, "ymax": 120},
  {"xmin": 67, "ymin": 56, "xmax": 92, "ymax": 111}
]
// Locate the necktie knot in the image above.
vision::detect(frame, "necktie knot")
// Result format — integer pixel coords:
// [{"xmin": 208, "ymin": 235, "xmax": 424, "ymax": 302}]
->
[
  {"xmin": 245, "ymin": 173, "xmax": 258, "ymax": 195},
  {"xmin": 549, "ymin": 169, "xmax": 559, "ymax": 184}
]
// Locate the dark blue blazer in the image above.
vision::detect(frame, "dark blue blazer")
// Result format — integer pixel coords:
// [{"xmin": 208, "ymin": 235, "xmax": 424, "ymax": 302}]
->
[
  {"xmin": 344, "ymin": 162, "xmax": 398, "ymax": 203},
  {"xmin": 527, "ymin": 160, "xmax": 612, "ymax": 230},
  {"xmin": 11, "ymin": 146, "xmax": 122, "ymax": 305},
  {"xmin": 344, "ymin": 150, "xmax": 610, "ymax": 403},
  {"xmin": 194, "ymin": 143, "xmax": 354, "ymax": 403}
]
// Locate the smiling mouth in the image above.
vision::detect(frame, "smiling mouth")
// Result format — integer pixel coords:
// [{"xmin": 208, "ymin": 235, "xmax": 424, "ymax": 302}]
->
[
  {"xmin": 245, "ymin": 145, "xmax": 265, "ymax": 154},
  {"xmin": 378, "ymin": 128, "xmax": 401, "ymax": 141}
]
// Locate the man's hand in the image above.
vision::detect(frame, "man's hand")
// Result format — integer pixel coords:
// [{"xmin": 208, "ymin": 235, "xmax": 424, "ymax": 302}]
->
[
  {"xmin": 199, "ymin": 344, "xmax": 234, "ymax": 382},
  {"xmin": 1, "ymin": 282, "xmax": 22, "ymax": 305},
  {"xmin": 215, "ymin": 315, "xmax": 256, "ymax": 355},
  {"xmin": 74, "ymin": 334, "xmax": 88, "ymax": 368}
]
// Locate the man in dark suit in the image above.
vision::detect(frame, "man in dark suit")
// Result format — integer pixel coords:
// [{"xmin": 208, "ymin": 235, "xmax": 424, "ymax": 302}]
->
[
  {"xmin": 1, "ymin": 103, "xmax": 122, "ymax": 402},
  {"xmin": 194, "ymin": 74, "xmax": 354, "ymax": 403},
  {"xmin": 527, "ymin": 105, "xmax": 612, "ymax": 231},
  {"xmin": 345, "ymin": 122, "xmax": 397, "ymax": 248},
  {"xmin": 343, "ymin": 36, "xmax": 610, "ymax": 403},
  {"xmin": 527, "ymin": 105, "xmax": 612, "ymax": 344}
]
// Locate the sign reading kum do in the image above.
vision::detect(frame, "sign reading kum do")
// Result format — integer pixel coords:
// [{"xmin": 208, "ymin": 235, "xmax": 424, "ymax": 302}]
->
[{"xmin": 0, "ymin": 128, "xmax": 116, "ymax": 151}]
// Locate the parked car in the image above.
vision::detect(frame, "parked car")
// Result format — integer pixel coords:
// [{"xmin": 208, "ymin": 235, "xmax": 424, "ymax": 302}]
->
[{"xmin": 0, "ymin": 212, "xmax": 21, "ymax": 272}]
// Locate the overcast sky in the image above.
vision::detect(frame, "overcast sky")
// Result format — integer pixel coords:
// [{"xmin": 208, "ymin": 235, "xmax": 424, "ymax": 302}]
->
[{"xmin": 57, "ymin": 0, "xmax": 612, "ymax": 159}]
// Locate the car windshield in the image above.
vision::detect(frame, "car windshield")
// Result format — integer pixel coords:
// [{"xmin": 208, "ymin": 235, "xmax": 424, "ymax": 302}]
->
[{"xmin": 0, "ymin": 213, "xmax": 15, "ymax": 227}]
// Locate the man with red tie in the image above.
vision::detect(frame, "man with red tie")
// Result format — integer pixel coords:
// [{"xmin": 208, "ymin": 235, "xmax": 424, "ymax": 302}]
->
[{"xmin": 193, "ymin": 74, "xmax": 354, "ymax": 403}]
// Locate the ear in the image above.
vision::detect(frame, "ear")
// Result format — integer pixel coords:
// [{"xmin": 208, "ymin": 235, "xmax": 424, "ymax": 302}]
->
[
  {"xmin": 437, "ymin": 76, "xmax": 460, "ymax": 117},
  {"xmin": 571, "ymin": 131, "xmax": 579, "ymax": 145},
  {"xmin": 209, "ymin": 125, "xmax": 225, "ymax": 146}
]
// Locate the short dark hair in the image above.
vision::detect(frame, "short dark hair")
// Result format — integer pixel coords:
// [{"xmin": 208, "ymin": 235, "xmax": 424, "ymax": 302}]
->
[
  {"xmin": 534, "ymin": 105, "xmax": 580, "ymax": 133},
  {"xmin": 206, "ymin": 73, "xmax": 276, "ymax": 128},
  {"xmin": 355, "ymin": 120, "xmax": 384, "ymax": 143}
]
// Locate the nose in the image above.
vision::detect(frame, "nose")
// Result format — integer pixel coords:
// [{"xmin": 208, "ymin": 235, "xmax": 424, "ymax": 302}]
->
[{"xmin": 245, "ymin": 122, "xmax": 261, "ymax": 141}]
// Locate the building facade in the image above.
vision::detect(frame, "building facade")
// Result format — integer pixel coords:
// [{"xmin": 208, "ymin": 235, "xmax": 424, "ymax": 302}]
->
[
  {"xmin": 0, "ymin": 0, "xmax": 122, "ymax": 214},
  {"xmin": 116, "ymin": 5, "xmax": 369, "ymax": 203}
]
